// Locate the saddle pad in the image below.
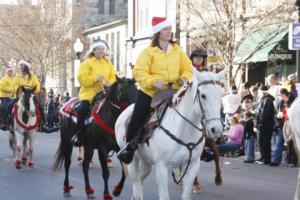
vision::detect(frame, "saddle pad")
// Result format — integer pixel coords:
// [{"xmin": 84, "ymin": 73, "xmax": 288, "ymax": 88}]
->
[{"xmin": 151, "ymin": 89, "xmax": 176, "ymax": 108}]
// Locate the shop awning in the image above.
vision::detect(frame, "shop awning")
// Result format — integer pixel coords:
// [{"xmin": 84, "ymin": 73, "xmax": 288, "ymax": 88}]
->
[{"xmin": 234, "ymin": 24, "xmax": 288, "ymax": 64}]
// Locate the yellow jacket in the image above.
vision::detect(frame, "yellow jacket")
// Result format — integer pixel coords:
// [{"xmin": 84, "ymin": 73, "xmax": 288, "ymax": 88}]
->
[
  {"xmin": 78, "ymin": 56, "xmax": 117, "ymax": 102},
  {"xmin": 14, "ymin": 73, "xmax": 41, "ymax": 96},
  {"xmin": 134, "ymin": 43, "xmax": 193, "ymax": 97},
  {"xmin": 0, "ymin": 75, "xmax": 14, "ymax": 98}
]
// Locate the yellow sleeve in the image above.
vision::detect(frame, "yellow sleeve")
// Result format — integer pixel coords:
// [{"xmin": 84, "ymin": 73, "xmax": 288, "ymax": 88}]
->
[
  {"xmin": 0, "ymin": 78, "xmax": 13, "ymax": 93},
  {"xmin": 107, "ymin": 62, "xmax": 117, "ymax": 85},
  {"xmin": 133, "ymin": 49, "xmax": 158, "ymax": 90},
  {"xmin": 179, "ymin": 49, "xmax": 193, "ymax": 81},
  {"xmin": 77, "ymin": 60, "xmax": 98, "ymax": 87},
  {"xmin": 32, "ymin": 74, "xmax": 41, "ymax": 93},
  {"xmin": 13, "ymin": 77, "xmax": 21, "ymax": 96}
]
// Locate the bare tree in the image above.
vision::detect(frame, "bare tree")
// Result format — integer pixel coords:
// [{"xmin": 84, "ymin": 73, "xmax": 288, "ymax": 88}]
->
[
  {"xmin": 181, "ymin": 0, "xmax": 296, "ymax": 86},
  {"xmin": 0, "ymin": 0, "xmax": 84, "ymax": 86}
]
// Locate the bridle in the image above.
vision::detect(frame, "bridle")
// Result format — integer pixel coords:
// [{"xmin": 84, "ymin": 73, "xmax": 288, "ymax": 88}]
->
[{"xmin": 157, "ymin": 79, "xmax": 222, "ymax": 184}]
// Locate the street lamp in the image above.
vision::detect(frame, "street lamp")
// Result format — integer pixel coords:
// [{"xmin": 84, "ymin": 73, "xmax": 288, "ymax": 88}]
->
[
  {"xmin": 72, "ymin": 38, "xmax": 83, "ymax": 94},
  {"xmin": 73, "ymin": 38, "xmax": 84, "ymax": 60}
]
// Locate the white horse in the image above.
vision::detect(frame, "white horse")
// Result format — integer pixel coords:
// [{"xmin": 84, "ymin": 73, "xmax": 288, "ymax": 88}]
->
[
  {"xmin": 287, "ymin": 97, "xmax": 300, "ymax": 200},
  {"xmin": 115, "ymin": 69, "xmax": 225, "ymax": 200},
  {"xmin": 12, "ymin": 86, "xmax": 39, "ymax": 169}
]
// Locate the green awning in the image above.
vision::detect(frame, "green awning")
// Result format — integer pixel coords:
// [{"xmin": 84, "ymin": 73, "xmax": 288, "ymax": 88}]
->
[{"xmin": 234, "ymin": 24, "xmax": 288, "ymax": 64}]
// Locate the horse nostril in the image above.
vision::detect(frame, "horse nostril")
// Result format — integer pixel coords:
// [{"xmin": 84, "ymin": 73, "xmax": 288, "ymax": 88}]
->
[{"xmin": 211, "ymin": 127, "xmax": 216, "ymax": 134}]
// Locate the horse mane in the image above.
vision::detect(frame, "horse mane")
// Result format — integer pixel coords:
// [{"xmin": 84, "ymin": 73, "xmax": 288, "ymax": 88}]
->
[{"xmin": 105, "ymin": 77, "xmax": 135, "ymax": 101}]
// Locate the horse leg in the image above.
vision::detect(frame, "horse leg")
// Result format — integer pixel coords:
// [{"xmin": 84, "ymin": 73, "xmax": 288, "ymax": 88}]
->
[
  {"xmin": 21, "ymin": 135, "xmax": 28, "ymax": 165},
  {"xmin": 208, "ymin": 139, "xmax": 222, "ymax": 185},
  {"xmin": 14, "ymin": 131, "xmax": 22, "ymax": 169},
  {"xmin": 27, "ymin": 134, "xmax": 34, "ymax": 168},
  {"xmin": 192, "ymin": 177, "xmax": 202, "ymax": 193},
  {"xmin": 63, "ymin": 143, "xmax": 74, "ymax": 197},
  {"xmin": 82, "ymin": 147, "xmax": 95, "ymax": 199},
  {"xmin": 77, "ymin": 146, "xmax": 83, "ymax": 165},
  {"xmin": 98, "ymin": 148, "xmax": 113, "ymax": 200},
  {"xmin": 140, "ymin": 159, "xmax": 152, "ymax": 183},
  {"xmin": 182, "ymin": 160, "xmax": 201, "ymax": 200},
  {"xmin": 113, "ymin": 160, "xmax": 126, "ymax": 197},
  {"xmin": 128, "ymin": 156, "xmax": 143, "ymax": 200},
  {"xmin": 155, "ymin": 162, "xmax": 170, "ymax": 200}
]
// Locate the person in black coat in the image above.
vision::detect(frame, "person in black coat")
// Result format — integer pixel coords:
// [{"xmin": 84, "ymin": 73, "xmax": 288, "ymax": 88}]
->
[
  {"xmin": 256, "ymin": 85, "xmax": 276, "ymax": 165},
  {"xmin": 244, "ymin": 111, "xmax": 256, "ymax": 163}
]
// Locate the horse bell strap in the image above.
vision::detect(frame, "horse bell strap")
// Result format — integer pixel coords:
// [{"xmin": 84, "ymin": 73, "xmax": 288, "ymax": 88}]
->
[
  {"xmin": 91, "ymin": 109, "xmax": 115, "ymax": 136},
  {"xmin": 13, "ymin": 103, "xmax": 40, "ymax": 131}
]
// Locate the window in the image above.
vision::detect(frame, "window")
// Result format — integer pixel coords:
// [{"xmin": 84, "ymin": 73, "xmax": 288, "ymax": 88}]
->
[
  {"xmin": 109, "ymin": 0, "xmax": 115, "ymax": 15},
  {"xmin": 116, "ymin": 31, "xmax": 120, "ymax": 71},
  {"xmin": 99, "ymin": 0, "xmax": 105, "ymax": 14},
  {"xmin": 111, "ymin": 32, "xmax": 115, "ymax": 65}
]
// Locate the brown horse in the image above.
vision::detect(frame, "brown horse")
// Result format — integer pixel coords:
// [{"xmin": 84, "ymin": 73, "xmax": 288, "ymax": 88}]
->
[{"xmin": 192, "ymin": 138, "xmax": 222, "ymax": 193}]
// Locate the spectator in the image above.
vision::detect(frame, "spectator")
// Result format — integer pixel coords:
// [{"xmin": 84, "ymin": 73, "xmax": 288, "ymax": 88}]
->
[
  {"xmin": 267, "ymin": 74, "xmax": 280, "ymax": 100},
  {"xmin": 244, "ymin": 111, "xmax": 256, "ymax": 163},
  {"xmin": 271, "ymin": 88, "xmax": 291, "ymax": 166},
  {"xmin": 217, "ymin": 116, "xmax": 244, "ymax": 154},
  {"xmin": 256, "ymin": 86, "xmax": 276, "ymax": 165},
  {"xmin": 250, "ymin": 86, "xmax": 259, "ymax": 109},
  {"xmin": 62, "ymin": 91, "xmax": 71, "ymax": 104}
]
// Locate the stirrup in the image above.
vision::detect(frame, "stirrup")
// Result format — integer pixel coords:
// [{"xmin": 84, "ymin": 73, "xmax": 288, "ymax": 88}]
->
[{"xmin": 71, "ymin": 134, "xmax": 82, "ymax": 147}]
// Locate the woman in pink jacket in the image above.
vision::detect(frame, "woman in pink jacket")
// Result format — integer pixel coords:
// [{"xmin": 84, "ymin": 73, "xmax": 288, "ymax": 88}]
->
[{"xmin": 217, "ymin": 116, "xmax": 244, "ymax": 153}]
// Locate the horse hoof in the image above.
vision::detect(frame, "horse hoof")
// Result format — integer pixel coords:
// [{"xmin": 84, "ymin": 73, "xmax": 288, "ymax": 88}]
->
[
  {"xmin": 192, "ymin": 185, "xmax": 202, "ymax": 193},
  {"xmin": 113, "ymin": 185, "xmax": 122, "ymax": 197},
  {"xmin": 21, "ymin": 156, "xmax": 27, "ymax": 165},
  {"xmin": 28, "ymin": 161, "xmax": 34, "ymax": 168},
  {"xmin": 87, "ymin": 194, "xmax": 95, "ymax": 199},
  {"xmin": 107, "ymin": 158, "xmax": 113, "ymax": 168},
  {"xmin": 215, "ymin": 176, "xmax": 223, "ymax": 186},
  {"xmin": 103, "ymin": 193, "xmax": 113, "ymax": 200},
  {"xmin": 15, "ymin": 160, "xmax": 22, "ymax": 169},
  {"xmin": 63, "ymin": 191, "xmax": 71, "ymax": 198}
]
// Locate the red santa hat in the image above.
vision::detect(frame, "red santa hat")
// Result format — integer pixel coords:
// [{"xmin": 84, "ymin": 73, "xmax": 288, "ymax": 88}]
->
[
  {"xmin": 18, "ymin": 60, "xmax": 32, "ymax": 69},
  {"xmin": 152, "ymin": 17, "xmax": 172, "ymax": 35}
]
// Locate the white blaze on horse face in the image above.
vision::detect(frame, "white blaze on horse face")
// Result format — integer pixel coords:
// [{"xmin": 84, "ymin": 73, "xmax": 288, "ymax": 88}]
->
[{"xmin": 28, "ymin": 95, "xmax": 36, "ymax": 117}]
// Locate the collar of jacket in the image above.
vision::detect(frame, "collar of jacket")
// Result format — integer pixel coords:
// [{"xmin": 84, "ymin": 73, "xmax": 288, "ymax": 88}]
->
[
  {"xmin": 91, "ymin": 56, "xmax": 109, "ymax": 63},
  {"xmin": 148, "ymin": 43, "xmax": 178, "ymax": 54}
]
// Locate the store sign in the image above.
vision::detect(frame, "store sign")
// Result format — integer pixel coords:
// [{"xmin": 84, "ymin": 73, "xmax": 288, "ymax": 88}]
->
[
  {"xmin": 268, "ymin": 53, "xmax": 293, "ymax": 60},
  {"xmin": 289, "ymin": 23, "xmax": 300, "ymax": 50}
]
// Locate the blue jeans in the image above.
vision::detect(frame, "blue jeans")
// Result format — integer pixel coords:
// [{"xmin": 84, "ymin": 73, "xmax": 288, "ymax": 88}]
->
[
  {"xmin": 245, "ymin": 136, "xmax": 256, "ymax": 161},
  {"xmin": 272, "ymin": 128, "xmax": 284, "ymax": 164},
  {"xmin": 217, "ymin": 143, "xmax": 240, "ymax": 153},
  {"xmin": 0, "ymin": 97, "xmax": 11, "ymax": 106}
]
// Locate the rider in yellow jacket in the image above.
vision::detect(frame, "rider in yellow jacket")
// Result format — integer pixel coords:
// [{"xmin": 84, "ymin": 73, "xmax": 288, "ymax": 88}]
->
[
  {"xmin": 71, "ymin": 40, "xmax": 117, "ymax": 146},
  {"xmin": 0, "ymin": 68, "xmax": 14, "ymax": 100},
  {"xmin": 1, "ymin": 60, "xmax": 46, "ymax": 131},
  {"xmin": 118, "ymin": 17, "xmax": 193, "ymax": 164}
]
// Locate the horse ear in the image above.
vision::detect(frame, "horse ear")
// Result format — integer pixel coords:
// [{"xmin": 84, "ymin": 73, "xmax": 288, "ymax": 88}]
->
[
  {"xmin": 32, "ymin": 86, "xmax": 37, "ymax": 93},
  {"xmin": 216, "ymin": 67, "xmax": 228, "ymax": 81},
  {"xmin": 192, "ymin": 67, "xmax": 205, "ymax": 81},
  {"xmin": 21, "ymin": 86, "xmax": 26, "ymax": 93}
]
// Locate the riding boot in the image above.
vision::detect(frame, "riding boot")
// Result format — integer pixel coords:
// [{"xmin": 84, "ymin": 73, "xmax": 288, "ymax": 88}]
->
[
  {"xmin": 71, "ymin": 101, "xmax": 90, "ymax": 147},
  {"xmin": 117, "ymin": 142, "xmax": 138, "ymax": 164}
]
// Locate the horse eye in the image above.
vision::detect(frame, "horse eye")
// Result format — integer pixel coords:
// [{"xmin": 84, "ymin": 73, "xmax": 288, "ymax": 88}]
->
[{"xmin": 201, "ymin": 94, "xmax": 206, "ymax": 99}]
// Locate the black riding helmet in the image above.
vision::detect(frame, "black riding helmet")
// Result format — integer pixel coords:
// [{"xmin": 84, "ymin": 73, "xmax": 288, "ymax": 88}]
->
[{"xmin": 190, "ymin": 49, "xmax": 208, "ymax": 60}]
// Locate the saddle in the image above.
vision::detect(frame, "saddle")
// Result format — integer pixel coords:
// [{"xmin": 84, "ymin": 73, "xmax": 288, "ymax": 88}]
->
[
  {"xmin": 125, "ymin": 89, "xmax": 176, "ymax": 144},
  {"xmin": 60, "ymin": 93, "xmax": 105, "ymax": 124}
]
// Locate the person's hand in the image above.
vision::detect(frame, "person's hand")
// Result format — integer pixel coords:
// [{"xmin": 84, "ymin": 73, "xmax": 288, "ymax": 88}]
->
[
  {"xmin": 178, "ymin": 77, "xmax": 186, "ymax": 86},
  {"xmin": 97, "ymin": 75, "xmax": 104, "ymax": 82},
  {"xmin": 153, "ymin": 80, "xmax": 165, "ymax": 90},
  {"xmin": 277, "ymin": 112, "xmax": 283, "ymax": 119}
]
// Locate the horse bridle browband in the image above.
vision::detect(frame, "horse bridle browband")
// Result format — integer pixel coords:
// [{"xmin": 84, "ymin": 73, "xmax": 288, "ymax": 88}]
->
[{"xmin": 157, "ymin": 79, "xmax": 222, "ymax": 184}]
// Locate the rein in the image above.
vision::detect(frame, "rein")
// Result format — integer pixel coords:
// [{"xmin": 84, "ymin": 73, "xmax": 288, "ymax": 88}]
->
[{"xmin": 157, "ymin": 79, "xmax": 221, "ymax": 184}]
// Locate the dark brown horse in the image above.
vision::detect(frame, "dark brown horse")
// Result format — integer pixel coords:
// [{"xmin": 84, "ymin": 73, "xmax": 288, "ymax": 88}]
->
[{"xmin": 52, "ymin": 78, "xmax": 137, "ymax": 199}]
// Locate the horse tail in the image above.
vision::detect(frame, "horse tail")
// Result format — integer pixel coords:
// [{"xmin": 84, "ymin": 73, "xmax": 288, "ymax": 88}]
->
[{"xmin": 52, "ymin": 139, "xmax": 64, "ymax": 172}]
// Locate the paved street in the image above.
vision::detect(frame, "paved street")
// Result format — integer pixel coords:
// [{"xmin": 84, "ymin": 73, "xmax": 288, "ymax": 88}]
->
[{"xmin": 0, "ymin": 130, "xmax": 298, "ymax": 200}]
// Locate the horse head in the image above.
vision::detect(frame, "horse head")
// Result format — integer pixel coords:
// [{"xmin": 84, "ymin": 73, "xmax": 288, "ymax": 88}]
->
[
  {"xmin": 191, "ymin": 68, "xmax": 224, "ymax": 139},
  {"xmin": 19, "ymin": 86, "xmax": 36, "ymax": 118},
  {"xmin": 106, "ymin": 78, "xmax": 137, "ymax": 111}
]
